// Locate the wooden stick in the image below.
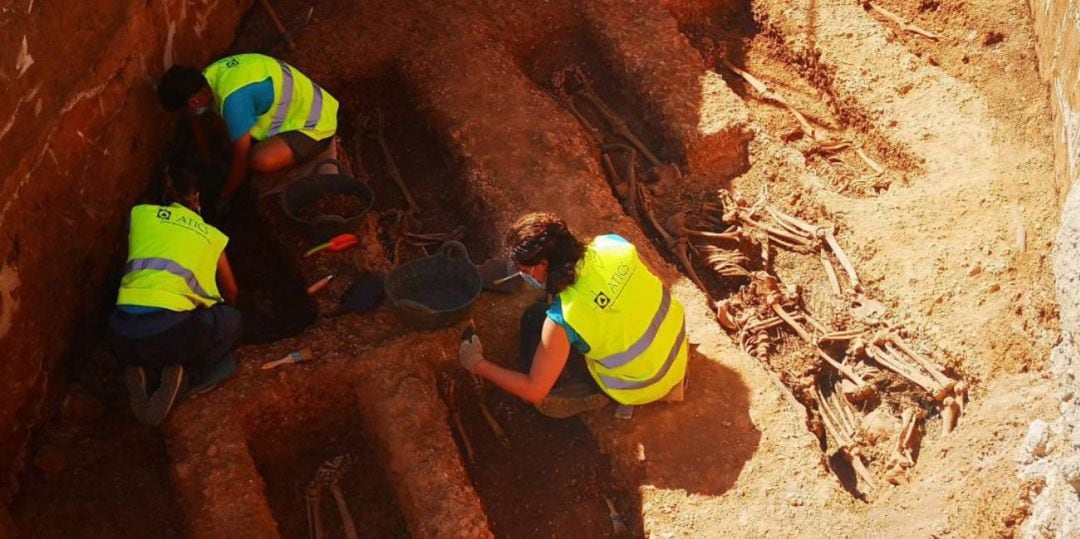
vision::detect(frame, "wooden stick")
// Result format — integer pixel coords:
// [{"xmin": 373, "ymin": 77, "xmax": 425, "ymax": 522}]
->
[{"xmin": 374, "ymin": 110, "xmax": 420, "ymax": 214}]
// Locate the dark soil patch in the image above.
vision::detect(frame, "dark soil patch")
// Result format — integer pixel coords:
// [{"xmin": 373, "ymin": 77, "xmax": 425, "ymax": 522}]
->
[
  {"xmin": 248, "ymin": 404, "xmax": 407, "ymax": 538},
  {"xmin": 296, "ymin": 192, "xmax": 369, "ymax": 221},
  {"xmin": 450, "ymin": 375, "xmax": 639, "ymax": 538},
  {"xmin": 209, "ymin": 190, "xmax": 318, "ymax": 345}
]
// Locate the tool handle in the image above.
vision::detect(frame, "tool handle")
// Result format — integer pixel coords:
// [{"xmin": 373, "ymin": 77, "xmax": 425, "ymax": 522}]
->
[
  {"xmin": 306, "ymin": 275, "xmax": 334, "ymax": 295},
  {"xmin": 305, "ymin": 241, "xmax": 332, "ymax": 257}
]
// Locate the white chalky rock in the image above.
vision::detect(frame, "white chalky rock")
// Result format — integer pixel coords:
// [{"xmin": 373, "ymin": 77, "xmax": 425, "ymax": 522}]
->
[{"xmin": 1019, "ymin": 420, "xmax": 1052, "ymax": 465}]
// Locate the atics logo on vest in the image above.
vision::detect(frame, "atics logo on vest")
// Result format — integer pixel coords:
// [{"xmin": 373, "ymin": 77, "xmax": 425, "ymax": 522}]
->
[
  {"xmin": 156, "ymin": 206, "xmax": 212, "ymax": 242},
  {"xmin": 594, "ymin": 261, "xmax": 635, "ymax": 309}
]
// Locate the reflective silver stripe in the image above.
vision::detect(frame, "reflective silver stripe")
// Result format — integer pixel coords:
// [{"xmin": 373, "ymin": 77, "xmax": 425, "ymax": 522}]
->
[
  {"xmin": 304, "ymin": 83, "xmax": 324, "ymax": 130},
  {"xmin": 125, "ymin": 257, "xmax": 214, "ymax": 300},
  {"xmin": 269, "ymin": 60, "xmax": 295, "ymax": 137},
  {"xmin": 597, "ymin": 289, "xmax": 672, "ymax": 369},
  {"xmin": 599, "ymin": 322, "xmax": 685, "ymax": 391}
]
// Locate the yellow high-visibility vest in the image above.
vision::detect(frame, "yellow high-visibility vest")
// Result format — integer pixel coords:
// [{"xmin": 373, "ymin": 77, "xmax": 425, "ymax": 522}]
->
[
  {"xmin": 558, "ymin": 236, "xmax": 688, "ymax": 405},
  {"xmin": 203, "ymin": 53, "xmax": 338, "ymax": 142},
  {"xmin": 117, "ymin": 204, "xmax": 228, "ymax": 311}
]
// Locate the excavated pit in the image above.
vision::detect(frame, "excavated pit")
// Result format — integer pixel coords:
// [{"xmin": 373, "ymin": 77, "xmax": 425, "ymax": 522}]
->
[
  {"xmin": 245, "ymin": 389, "xmax": 406, "ymax": 537},
  {"xmin": 9, "ymin": 0, "xmax": 1067, "ymax": 536}
]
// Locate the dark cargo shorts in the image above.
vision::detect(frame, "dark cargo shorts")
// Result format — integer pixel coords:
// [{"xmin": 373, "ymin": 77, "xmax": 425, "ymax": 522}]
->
[{"xmin": 279, "ymin": 131, "xmax": 333, "ymax": 164}]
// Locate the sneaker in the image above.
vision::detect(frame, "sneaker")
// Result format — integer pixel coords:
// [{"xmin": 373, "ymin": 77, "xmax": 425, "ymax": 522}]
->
[
  {"xmin": 534, "ymin": 382, "xmax": 611, "ymax": 419},
  {"xmin": 185, "ymin": 357, "xmax": 237, "ymax": 396},
  {"xmin": 123, "ymin": 366, "xmax": 149, "ymax": 422},
  {"xmin": 143, "ymin": 365, "xmax": 186, "ymax": 426}
]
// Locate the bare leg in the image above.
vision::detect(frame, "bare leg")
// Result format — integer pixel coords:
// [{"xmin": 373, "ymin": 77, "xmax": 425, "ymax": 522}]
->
[{"xmin": 249, "ymin": 136, "xmax": 296, "ymax": 173}]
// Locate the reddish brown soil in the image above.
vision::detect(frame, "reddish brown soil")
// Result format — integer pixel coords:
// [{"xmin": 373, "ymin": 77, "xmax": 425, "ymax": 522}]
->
[
  {"xmin": 295, "ymin": 192, "xmax": 369, "ymax": 221},
  {"xmin": 12, "ymin": 0, "xmax": 1062, "ymax": 536},
  {"xmin": 248, "ymin": 405, "xmax": 407, "ymax": 538},
  {"xmin": 447, "ymin": 371, "xmax": 638, "ymax": 538},
  {"xmin": 10, "ymin": 346, "xmax": 187, "ymax": 538}
]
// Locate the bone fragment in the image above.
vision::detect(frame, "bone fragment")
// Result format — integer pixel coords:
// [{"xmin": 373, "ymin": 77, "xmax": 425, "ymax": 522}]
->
[
  {"xmin": 862, "ymin": 1, "xmax": 941, "ymax": 40},
  {"xmin": 884, "ymin": 333, "xmax": 955, "ymax": 390},
  {"xmin": 823, "ymin": 229, "xmax": 862, "ymax": 292},
  {"xmin": 820, "ymin": 248, "xmax": 843, "ymax": 296},
  {"xmin": 720, "ymin": 57, "xmax": 817, "ymax": 139},
  {"xmin": 770, "ymin": 302, "xmax": 868, "ymax": 387},
  {"xmin": 330, "ymin": 483, "xmax": 360, "ymax": 539},
  {"xmin": 941, "ymin": 397, "xmax": 960, "ymax": 435},
  {"xmin": 307, "ymin": 484, "xmax": 324, "ymax": 539}
]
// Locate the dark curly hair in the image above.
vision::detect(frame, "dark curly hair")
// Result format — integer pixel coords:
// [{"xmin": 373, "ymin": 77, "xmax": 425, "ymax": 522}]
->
[
  {"xmin": 505, "ymin": 212, "xmax": 586, "ymax": 294},
  {"xmin": 158, "ymin": 65, "xmax": 207, "ymax": 112}
]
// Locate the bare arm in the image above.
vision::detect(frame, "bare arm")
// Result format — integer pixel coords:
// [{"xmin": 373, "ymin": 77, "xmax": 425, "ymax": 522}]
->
[
  {"xmin": 216, "ymin": 252, "xmax": 239, "ymax": 305},
  {"xmin": 473, "ymin": 318, "xmax": 571, "ymax": 403},
  {"xmin": 219, "ymin": 133, "xmax": 253, "ymax": 200}
]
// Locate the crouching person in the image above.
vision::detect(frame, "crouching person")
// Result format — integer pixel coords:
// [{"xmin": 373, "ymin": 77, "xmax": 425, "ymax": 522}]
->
[
  {"xmin": 460, "ymin": 212, "xmax": 688, "ymax": 418},
  {"xmin": 109, "ymin": 167, "xmax": 242, "ymax": 425}
]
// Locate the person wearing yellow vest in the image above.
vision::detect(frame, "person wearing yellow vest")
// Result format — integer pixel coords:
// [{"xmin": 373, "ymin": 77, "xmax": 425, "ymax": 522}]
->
[
  {"xmin": 108, "ymin": 166, "xmax": 242, "ymax": 426},
  {"xmin": 459, "ymin": 212, "xmax": 688, "ymax": 418},
  {"xmin": 157, "ymin": 53, "xmax": 339, "ymax": 213}
]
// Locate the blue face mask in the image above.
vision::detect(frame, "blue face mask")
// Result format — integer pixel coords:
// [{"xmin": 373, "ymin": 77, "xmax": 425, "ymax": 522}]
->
[{"xmin": 521, "ymin": 270, "xmax": 545, "ymax": 289}]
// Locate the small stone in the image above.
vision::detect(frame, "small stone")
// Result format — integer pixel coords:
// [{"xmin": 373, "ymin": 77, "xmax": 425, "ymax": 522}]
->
[
  {"xmin": 968, "ymin": 264, "xmax": 983, "ymax": 277},
  {"xmin": 636, "ymin": 442, "xmax": 646, "ymax": 462},
  {"xmin": 988, "ymin": 283, "xmax": 1001, "ymax": 293}
]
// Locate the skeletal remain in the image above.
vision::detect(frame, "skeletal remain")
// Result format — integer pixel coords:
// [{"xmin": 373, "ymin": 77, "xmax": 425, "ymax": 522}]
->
[
  {"xmin": 954, "ymin": 381, "xmax": 968, "ymax": 415},
  {"xmin": 553, "ymin": 65, "xmax": 682, "ymax": 183},
  {"xmin": 306, "ymin": 482, "xmax": 324, "ymax": 539},
  {"xmin": 718, "ymin": 57, "xmax": 886, "ymax": 175},
  {"xmin": 860, "ymin": 1, "xmax": 940, "ymax": 40},
  {"xmin": 862, "ymin": 339, "xmax": 943, "ymax": 395},
  {"xmin": 823, "ymin": 229, "xmax": 862, "ymax": 292},
  {"xmin": 759, "ymin": 277, "xmax": 868, "ymax": 388},
  {"xmin": 371, "ymin": 109, "xmax": 420, "ymax": 214},
  {"xmin": 940, "ymin": 397, "xmax": 960, "ymax": 435},
  {"xmin": 720, "ymin": 57, "xmax": 818, "ymax": 139},
  {"xmin": 309, "ymin": 455, "xmax": 358, "ymax": 539},
  {"xmin": 820, "ymin": 247, "xmax": 843, "ymax": 296},
  {"xmin": 544, "ymin": 87, "xmax": 602, "ymax": 144},
  {"xmin": 469, "ymin": 374, "xmax": 511, "ymax": 448},
  {"xmin": 817, "ymin": 384, "xmax": 875, "ymax": 491},
  {"xmin": 442, "ymin": 375, "xmax": 476, "ymax": 463},
  {"xmin": 597, "ymin": 145, "xmax": 642, "ymax": 219}
]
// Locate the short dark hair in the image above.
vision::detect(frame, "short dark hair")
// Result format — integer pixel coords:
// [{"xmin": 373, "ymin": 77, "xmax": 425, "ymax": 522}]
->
[
  {"xmin": 505, "ymin": 212, "xmax": 586, "ymax": 294},
  {"xmin": 161, "ymin": 164, "xmax": 200, "ymax": 205},
  {"xmin": 158, "ymin": 65, "xmax": 207, "ymax": 111}
]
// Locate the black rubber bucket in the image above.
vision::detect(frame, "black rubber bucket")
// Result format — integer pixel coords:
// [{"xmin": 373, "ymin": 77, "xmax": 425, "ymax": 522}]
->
[
  {"xmin": 282, "ymin": 158, "xmax": 373, "ymax": 240},
  {"xmin": 385, "ymin": 241, "xmax": 482, "ymax": 329}
]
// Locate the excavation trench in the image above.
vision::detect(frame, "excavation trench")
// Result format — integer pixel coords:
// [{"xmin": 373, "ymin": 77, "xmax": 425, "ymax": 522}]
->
[
  {"xmin": 246, "ymin": 388, "xmax": 407, "ymax": 537},
  {"xmin": 10, "ymin": 0, "xmax": 1062, "ymax": 536}
]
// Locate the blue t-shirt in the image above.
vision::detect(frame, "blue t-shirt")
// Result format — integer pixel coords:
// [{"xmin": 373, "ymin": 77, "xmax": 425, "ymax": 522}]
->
[
  {"xmin": 220, "ymin": 78, "xmax": 274, "ymax": 142},
  {"xmin": 545, "ymin": 234, "xmax": 631, "ymax": 354}
]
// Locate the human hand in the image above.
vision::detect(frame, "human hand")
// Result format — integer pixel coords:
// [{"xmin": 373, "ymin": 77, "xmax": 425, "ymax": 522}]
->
[{"xmin": 459, "ymin": 334, "xmax": 484, "ymax": 372}]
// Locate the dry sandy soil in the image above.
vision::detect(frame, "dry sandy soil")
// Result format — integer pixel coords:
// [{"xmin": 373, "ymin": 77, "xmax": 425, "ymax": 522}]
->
[{"xmin": 10, "ymin": 0, "xmax": 1062, "ymax": 537}]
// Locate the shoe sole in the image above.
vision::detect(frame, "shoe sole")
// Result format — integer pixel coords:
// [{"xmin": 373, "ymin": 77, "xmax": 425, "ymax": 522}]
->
[
  {"xmin": 144, "ymin": 365, "xmax": 185, "ymax": 426},
  {"xmin": 186, "ymin": 357, "xmax": 237, "ymax": 396},
  {"xmin": 535, "ymin": 392, "xmax": 611, "ymax": 419},
  {"xmin": 123, "ymin": 367, "xmax": 148, "ymax": 423}
]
